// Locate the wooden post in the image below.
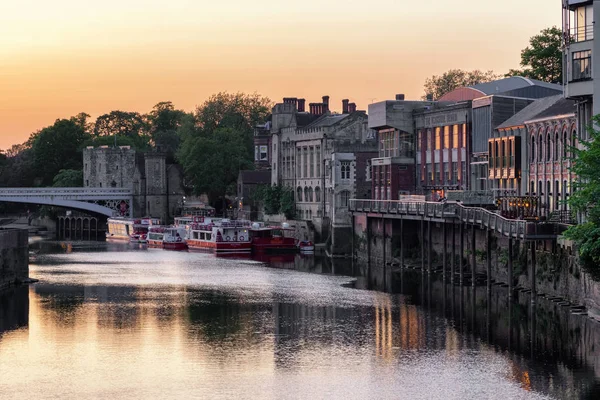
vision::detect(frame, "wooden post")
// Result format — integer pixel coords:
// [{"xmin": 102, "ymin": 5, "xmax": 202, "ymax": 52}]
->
[
  {"xmin": 428, "ymin": 220, "xmax": 433, "ymax": 274},
  {"xmin": 471, "ymin": 225, "xmax": 476, "ymax": 288},
  {"xmin": 486, "ymin": 230, "xmax": 492, "ymax": 292},
  {"xmin": 451, "ymin": 222, "xmax": 456, "ymax": 284},
  {"xmin": 530, "ymin": 241, "xmax": 536, "ymax": 302},
  {"xmin": 508, "ymin": 239, "xmax": 513, "ymax": 299},
  {"xmin": 460, "ymin": 223, "xmax": 464, "ymax": 286}
]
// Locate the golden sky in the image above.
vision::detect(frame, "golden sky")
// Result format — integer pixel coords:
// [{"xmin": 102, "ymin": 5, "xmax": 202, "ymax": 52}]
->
[{"xmin": 0, "ymin": 0, "xmax": 560, "ymax": 150}]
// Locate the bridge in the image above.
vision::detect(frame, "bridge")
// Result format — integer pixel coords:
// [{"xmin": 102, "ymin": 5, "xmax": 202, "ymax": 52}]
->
[{"xmin": 0, "ymin": 188, "xmax": 134, "ymax": 217}]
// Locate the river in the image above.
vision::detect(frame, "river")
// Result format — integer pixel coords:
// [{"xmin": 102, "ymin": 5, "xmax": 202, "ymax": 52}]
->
[{"xmin": 0, "ymin": 240, "xmax": 598, "ymax": 399}]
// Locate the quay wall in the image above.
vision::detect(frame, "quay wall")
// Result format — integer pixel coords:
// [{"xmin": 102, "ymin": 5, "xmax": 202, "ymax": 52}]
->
[
  {"xmin": 354, "ymin": 214, "xmax": 600, "ymax": 318},
  {"xmin": 0, "ymin": 229, "xmax": 29, "ymax": 291}
]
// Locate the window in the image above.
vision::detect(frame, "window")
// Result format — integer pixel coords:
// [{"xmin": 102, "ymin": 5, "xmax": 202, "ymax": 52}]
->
[
  {"xmin": 452, "ymin": 125, "xmax": 459, "ymax": 149},
  {"xmin": 303, "ymin": 147, "xmax": 308, "ymax": 177},
  {"xmin": 304, "ymin": 187, "xmax": 309, "ymax": 202},
  {"xmin": 546, "ymin": 132, "xmax": 551, "ymax": 161},
  {"xmin": 86, "ymin": 180, "xmax": 89, "ymax": 187},
  {"xmin": 531, "ymin": 135, "xmax": 536, "ymax": 162},
  {"xmin": 340, "ymin": 191, "xmax": 351, "ymax": 207},
  {"xmin": 297, "ymin": 148, "xmax": 302, "ymax": 177},
  {"xmin": 573, "ymin": 50, "xmax": 592, "ymax": 81},
  {"xmin": 341, "ymin": 161, "xmax": 351, "ymax": 180},
  {"xmin": 426, "ymin": 129, "xmax": 432, "ymax": 151},
  {"xmin": 434, "ymin": 127, "xmax": 441, "ymax": 150},
  {"xmin": 417, "ymin": 131, "xmax": 422, "ymax": 152},
  {"xmin": 316, "ymin": 146, "xmax": 321, "ymax": 177},
  {"xmin": 309, "ymin": 147, "xmax": 314, "ymax": 177},
  {"xmin": 308, "ymin": 187, "xmax": 313, "ymax": 202},
  {"xmin": 259, "ymin": 145, "xmax": 268, "ymax": 161},
  {"xmin": 563, "ymin": 130, "xmax": 568, "ymax": 158},
  {"xmin": 462, "ymin": 124, "xmax": 467, "ymax": 148},
  {"xmin": 538, "ymin": 133, "xmax": 543, "ymax": 161},
  {"xmin": 366, "ymin": 160, "xmax": 372, "ymax": 181},
  {"xmin": 315, "ymin": 187, "xmax": 321, "ymax": 202},
  {"xmin": 555, "ymin": 132, "xmax": 559, "ymax": 161},
  {"xmin": 443, "ymin": 126, "xmax": 450, "ymax": 150},
  {"xmin": 297, "ymin": 187, "xmax": 303, "ymax": 202},
  {"xmin": 573, "ymin": 5, "xmax": 594, "ymax": 42}
]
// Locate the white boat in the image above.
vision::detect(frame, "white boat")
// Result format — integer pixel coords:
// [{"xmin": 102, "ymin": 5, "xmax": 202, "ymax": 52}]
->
[{"xmin": 106, "ymin": 217, "xmax": 160, "ymax": 243}]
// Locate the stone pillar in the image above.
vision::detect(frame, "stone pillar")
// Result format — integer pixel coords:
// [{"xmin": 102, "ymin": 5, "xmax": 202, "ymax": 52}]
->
[
  {"xmin": 427, "ymin": 221, "xmax": 433, "ymax": 274},
  {"xmin": 486, "ymin": 230, "xmax": 492, "ymax": 292},
  {"xmin": 451, "ymin": 222, "xmax": 456, "ymax": 284}
]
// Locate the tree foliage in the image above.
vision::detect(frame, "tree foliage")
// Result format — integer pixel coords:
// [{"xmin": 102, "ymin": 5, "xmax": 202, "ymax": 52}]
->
[
  {"xmin": 505, "ymin": 27, "xmax": 562, "ymax": 84},
  {"xmin": 422, "ymin": 69, "xmax": 500, "ymax": 100},
  {"xmin": 254, "ymin": 185, "xmax": 295, "ymax": 219},
  {"xmin": 565, "ymin": 116, "xmax": 600, "ymax": 279},
  {"xmin": 146, "ymin": 101, "xmax": 186, "ymax": 161},
  {"xmin": 177, "ymin": 92, "xmax": 272, "ymax": 205},
  {"xmin": 93, "ymin": 110, "xmax": 150, "ymax": 149},
  {"xmin": 52, "ymin": 169, "xmax": 83, "ymax": 187}
]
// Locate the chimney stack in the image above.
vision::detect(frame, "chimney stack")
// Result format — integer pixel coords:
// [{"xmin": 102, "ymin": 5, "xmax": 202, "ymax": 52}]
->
[
  {"xmin": 322, "ymin": 96, "xmax": 330, "ymax": 112},
  {"xmin": 348, "ymin": 102, "xmax": 357, "ymax": 113},
  {"xmin": 395, "ymin": 94, "xmax": 405, "ymax": 101},
  {"xmin": 342, "ymin": 99, "xmax": 349, "ymax": 114},
  {"xmin": 297, "ymin": 98, "xmax": 306, "ymax": 112}
]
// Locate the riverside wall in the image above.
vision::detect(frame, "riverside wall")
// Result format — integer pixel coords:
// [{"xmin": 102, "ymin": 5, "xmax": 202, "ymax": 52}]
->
[
  {"xmin": 354, "ymin": 215, "xmax": 600, "ymax": 320},
  {"xmin": 0, "ymin": 229, "xmax": 29, "ymax": 290}
]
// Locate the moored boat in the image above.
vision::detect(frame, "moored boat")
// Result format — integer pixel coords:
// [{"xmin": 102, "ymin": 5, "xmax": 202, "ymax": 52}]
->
[
  {"xmin": 147, "ymin": 226, "xmax": 166, "ymax": 248},
  {"xmin": 162, "ymin": 227, "xmax": 188, "ymax": 251},
  {"xmin": 106, "ymin": 217, "xmax": 160, "ymax": 243},
  {"xmin": 250, "ymin": 223, "xmax": 297, "ymax": 253},
  {"xmin": 298, "ymin": 240, "xmax": 315, "ymax": 252},
  {"xmin": 187, "ymin": 218, "xmax": 252, "ymax": 253}
]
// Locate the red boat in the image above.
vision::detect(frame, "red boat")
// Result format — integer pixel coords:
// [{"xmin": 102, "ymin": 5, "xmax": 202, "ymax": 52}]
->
[
  {"xmin": 187, "ymin": 218, "xmax": 252, "ymax": 253},
  {"xmin": 162, "ymin": 227, "xmax": 188, "ymax": 251},
  {"xmin": 147, "ymin": 226, "xmax": 166, "ymax": 248},
  {"xmin": 250, "ymin": 223, "xmax": 297, "ymax": 253}
]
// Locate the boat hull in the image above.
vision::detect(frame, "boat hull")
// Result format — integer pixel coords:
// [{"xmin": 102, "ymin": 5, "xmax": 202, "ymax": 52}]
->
[
  {"xmin": 187, "ymin": 239, "xmax": 251, "ymax": 253},
  {"xmin": 163, "ymin": 241, "xmax": 188, "ymax": 251},
  {"xmin": 147, "ymin": 239, "xmax": 163, "ymax": 248}
]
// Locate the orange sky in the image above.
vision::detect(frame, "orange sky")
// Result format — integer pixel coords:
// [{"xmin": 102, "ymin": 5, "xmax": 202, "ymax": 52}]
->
[{"xmin": 0, "ymin": 0, "xmax": 560, "ymax": 150}]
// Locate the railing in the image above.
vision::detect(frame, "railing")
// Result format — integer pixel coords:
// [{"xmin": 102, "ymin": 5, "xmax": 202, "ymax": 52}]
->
[
  {"xmin": 349, "ymin": 199, "xmax": 558, "ymax": 239},
  {"xmin": 0, "ymin": 187, "xmax": 132, "ymax": 196}
]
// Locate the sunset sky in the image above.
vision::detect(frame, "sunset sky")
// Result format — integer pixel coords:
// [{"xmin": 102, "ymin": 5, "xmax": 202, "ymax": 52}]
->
[{"xmin": 0, "ymin": 0, "xmax": 560, "ymax": 150}]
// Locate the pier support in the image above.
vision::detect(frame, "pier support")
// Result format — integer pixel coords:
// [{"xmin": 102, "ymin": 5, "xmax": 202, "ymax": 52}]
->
[
  {"xmin": 471, "ymin": 225, "xmax": 476, "ymax": 288},
  {"xmin": 399, "ymin": 216, "xmax": 404, "ymax": 268},
  {"xmin": 530, "ymin": 241, "xmax": 537, "ymax": 303},
  {"xmin": 486, "ymin": 230, "xmax": 492, "ymax": 292},
  {"xmin": 459, "ymin": 223, "xmax": 464, "ymax": 286},
  {"xmin": 427, "ymin": 221, "xmax": 432, "ymax": 274},
  {"xmin": 451, "ymin": 222, "xmax": 456, "ymax": 284},
  {"xmin": 442, "ymin": 223, "xmax": 447, "ymax": 281},
  {"xmin": 508, "ymin": 239, "xmax": 513, "ymax": 299},
  {"xmin": 421, "ymin": 217, "xmax": 425, "ymax": 271}
]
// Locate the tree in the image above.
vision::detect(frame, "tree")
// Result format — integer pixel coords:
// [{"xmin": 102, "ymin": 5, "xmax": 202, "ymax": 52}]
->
[
  {"xmin": 52, "ymin": 169, "xmax": 83, "ymax": 187},
  {"xmin": 93, "ymin": 110, "xmax": 150, "ymax": 149},
  {"xmin": 146, "ymin": 101, "xmax": 187, "ymax": 161},
  {"xmin": 422, "ymin": 69, "xmax": 500, "ymax": 100},
  {"xmin": 565, "ymin": 116, "xmax": 600, "ymax": 279},
  {"xmin": 505, "ymin": 27, "xmax": 562, "ymax": 84},
  {"xmin": 30, "ymin": 119, "xmax": 89, "ymax": 186},
  {"xmin": 254, "ymin": 185, "xmax": 296, "ymax": 219},
  {"xmin": 177, "ymin": 92, "xmax": 272, "ymax": 205}
]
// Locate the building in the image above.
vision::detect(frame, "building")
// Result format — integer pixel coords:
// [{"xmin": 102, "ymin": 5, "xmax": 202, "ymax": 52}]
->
[
  {"xmin": 83, "ymin": 146, "xmax": 185, "ymax": 222},
  {"xmin": 269, "ymin": 96, "xmax": 377, "ymax": 254}
]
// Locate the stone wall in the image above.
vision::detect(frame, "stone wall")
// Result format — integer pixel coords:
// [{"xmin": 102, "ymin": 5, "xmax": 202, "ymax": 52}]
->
[{"xmin": 0, "ymin": 229, "xmax": 29, "ymax": 291}]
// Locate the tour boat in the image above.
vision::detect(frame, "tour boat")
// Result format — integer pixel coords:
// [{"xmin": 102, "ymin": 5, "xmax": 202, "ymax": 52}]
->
[
  {"xmin": 250, "ymin": 223, "xmax": 297, "ymax": 253},
  {"xmin": 106, "ymin": 217, "xmax": 160, "ymax": 243},
  {"xmin": 147, "ymin": 226, "xmax": 166, "ymax": 248},
  {"xmin": 162, "ymin": 227, "xmax": 188, "ymax": 251},
  {"xmin": 186, "ymin": 218, "xmax": 252, "ymax": 253},
  {"xmin": 298, "ymin": 240, "xmax": 315, "ymax": 252}
]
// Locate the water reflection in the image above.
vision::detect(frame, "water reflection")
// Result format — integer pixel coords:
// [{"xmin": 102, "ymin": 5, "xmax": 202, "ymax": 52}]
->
[
  {"xmin": 0, "ymin": 242, "xmax": 597, "ymax": 398},
  {"xmin": 0, "ymin": 286, "xmax": 28, "ymax": 337}
]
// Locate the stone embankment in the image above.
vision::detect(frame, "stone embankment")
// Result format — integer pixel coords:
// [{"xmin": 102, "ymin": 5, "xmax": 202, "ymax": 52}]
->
[{"xmin": 0, "ymin": 228, "xmax": 29, "ymax": 290}]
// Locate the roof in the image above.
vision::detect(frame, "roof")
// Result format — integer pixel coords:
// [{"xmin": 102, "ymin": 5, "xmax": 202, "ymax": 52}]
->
[
  {"xmin": 295, "ymin": 112, "xmax": 321, "ymax": 127},
  {"xmin": 303, "ymin": 113, "xmax": 351, "ymax": 129},
  {"xmin": 238, "ymin": 170, "xmax": 271, "ymax": 184},
  {"xmin": 528, "ymin": 97, "xmax": 576, "ymax": 121},
  {"xmin": 496, "ymin": 95, "xmax": 563, "ymax": 130},
  {"xmin": 470, "ymin": 76, "xmax": 562, "ymax": 96}
]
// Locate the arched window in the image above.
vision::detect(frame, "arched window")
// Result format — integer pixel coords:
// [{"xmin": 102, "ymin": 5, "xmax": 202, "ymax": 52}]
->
[
  {"xmin": 546, "ymin": 130, "xmax": 552, "ymax": 161},
  {"xmin": 572, "ymin": 129, "xmax": 578, "ymax": 154},
  {"xmin": 555, "ymin": 131, "xmax": 560, "ymax": 161},
  {"xmin": 563, "ymin": 129, "xmax": 568, "ymax": 158},
  {"xmin": 530, "ymin": 181, "xmax": 535, "ymax": 195},
  {"xmin": 297, "ymin": 187, "xmax": 303, "ymax": 202},
  {"xmin": 315, "ymin": 187, "xmax": 321, "ymax": 203},
  {"xmin": 340, "ymin": 190, "xmax": 351, "ymax": 207},
  {"xmin": 538, "ymin": 133, "xmax": 543, "ymax": 161},
  {"xmin": 304, "ymin": 187, "xmax": 309, "ymax": 202},
  {"xmin": 531, "ymin": 135, "xmax": 536, "ymax": 162},
  {"xmin": 307, "ymin": 187, "xmax": 313, "ymax": 202}
]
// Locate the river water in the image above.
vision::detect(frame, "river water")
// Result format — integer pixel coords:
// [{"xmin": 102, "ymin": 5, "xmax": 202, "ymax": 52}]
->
[{"xmin": 0, "ymin": 240, "xmax": 599, "ymax": 399}]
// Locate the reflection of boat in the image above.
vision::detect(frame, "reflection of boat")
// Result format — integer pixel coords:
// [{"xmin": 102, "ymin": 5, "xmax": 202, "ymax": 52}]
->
[
  {"xmin": 298, "ymin": 241, "xmax": 315, "ymax": 252},
  {"xmin": 106, "ymin": 217, "xmax": 160, "ymax": 243},
  {"xmin": 187, "ymin": 218, "xmax": 252, "ymax": 253},
  {"xmin": 162, "ymin": 227, "xmax": 188, "ymax": 251},
  {"xmin": 147, "ymin": 226, "xmax": 166, "ymax": 248},
  {"xmin": 250, "ymin": 223, "xmax": 297, "ymax": 253}
]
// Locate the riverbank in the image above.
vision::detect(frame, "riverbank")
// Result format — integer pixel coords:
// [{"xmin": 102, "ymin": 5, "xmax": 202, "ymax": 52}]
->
[{"xmin": 0, "ymin": 228, "xmax": 29, "ymax": 290}]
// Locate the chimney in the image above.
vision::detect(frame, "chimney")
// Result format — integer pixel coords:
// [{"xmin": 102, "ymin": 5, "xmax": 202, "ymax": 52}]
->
[
  {"xmin": 395, "ymin": 94, "xmax": 405, "ymax": 101},
  {"xmin": 322, "ymin": 96, "xmax": 330, "ymax": 112},
  {"xmin": 297, "ymin": 98, "xmax": 306, "ymax": 112},
  {"xmin": 309, "ymin": 103, "xmax": 317, "ymax": 114},
  {"xmin": 342, "ymin": 99, "xmax": 349, "ymax": 114},
  {"xmin": 283, "ymin": 97, "xmax": 297, "ymax": 105},
  {"xmin": 348, "ymin": 102, "xmax": 357, "ymax": 113}
]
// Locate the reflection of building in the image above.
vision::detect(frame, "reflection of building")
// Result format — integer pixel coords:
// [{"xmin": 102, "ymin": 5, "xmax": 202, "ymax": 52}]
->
[{"xmin": 83, "ymin": 146, "xmax": 185, "ymax": 222}]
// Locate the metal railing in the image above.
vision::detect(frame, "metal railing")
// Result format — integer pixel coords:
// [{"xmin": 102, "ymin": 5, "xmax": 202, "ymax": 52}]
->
[
  {"xmin": 349, "ymin": 199, "xmax": 558, "ymax": 239},
  {"xmin": 0, "ymin": 187, "xmax": 132, "ymax": 196}
]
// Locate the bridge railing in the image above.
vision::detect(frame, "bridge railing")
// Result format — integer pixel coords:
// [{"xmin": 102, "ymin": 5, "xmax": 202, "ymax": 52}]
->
[
  {"xmin": 0, "ymin": 187, "xmax": 132, "ymax": 196},
  {"xmin": 350, "ymin": 199, "xmax": 553, "ymax": 239}
]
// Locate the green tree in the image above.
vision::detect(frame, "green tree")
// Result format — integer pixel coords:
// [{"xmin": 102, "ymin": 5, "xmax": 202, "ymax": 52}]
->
[
  {"xmin": 52, "ymin": 169, "xmax": 83, "ymax": 187},
  {"xmin": 30, "ymin": 119, "xmax": 89, "ymax": 186},
  {"xmin": 146, "ymin": 101, "xmax": 187, "ymax": 161},
  {"xmin": 93, "ymin": 110, "xmax": 150, "ymax": 149},
  {"xmin": 422, "ymin": 69, "xmax": 500, "ymax": 100},
  {"xmin": 565, "ymin": 116, "xmax": 600, "ymax": 279},
  {"xmin": 505, "ymin": 27, "xmax": 562, "ymax": 84},
  {"xmin": 254, "ymin": 185, "xmax": 296, "ymax": 219},
  {"xmin": 177, "ymin": 93, "xmax": 272, "ymax": 205}
]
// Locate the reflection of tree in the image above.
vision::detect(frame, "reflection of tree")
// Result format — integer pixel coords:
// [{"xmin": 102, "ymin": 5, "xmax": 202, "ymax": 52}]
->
[
  {"xmin": 0, "ymin": 286, "xmax": 29, "ymax": 337},
  {"xmin": 186, "ymin": 291, "xmax": 245, "ymax": 341}
]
